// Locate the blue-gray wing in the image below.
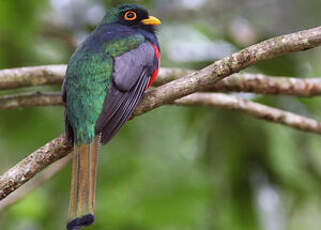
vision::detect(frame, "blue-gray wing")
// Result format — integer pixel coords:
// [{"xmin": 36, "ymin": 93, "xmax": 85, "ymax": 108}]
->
[{"xmin": 95, "ymin": 41, "xmax": 155, "ymax": 144}]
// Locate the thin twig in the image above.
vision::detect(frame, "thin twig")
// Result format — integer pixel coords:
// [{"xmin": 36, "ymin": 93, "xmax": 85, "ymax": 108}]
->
[
  {"xmin": 176, "ymin": 93, "xmax": 321, "ymax": 134},
  {"xmin": 2, "ymin": 90, "xmax": 321, "ymax": 134},
  {"xmin": 0, "ymin": 26, "xmax": 320, "ymax": 202}
]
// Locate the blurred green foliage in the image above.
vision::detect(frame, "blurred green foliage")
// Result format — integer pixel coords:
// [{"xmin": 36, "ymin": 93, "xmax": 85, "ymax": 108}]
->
[{"xmin": 1, "ymin": 0, "xmax": 321, "ymax": 230}]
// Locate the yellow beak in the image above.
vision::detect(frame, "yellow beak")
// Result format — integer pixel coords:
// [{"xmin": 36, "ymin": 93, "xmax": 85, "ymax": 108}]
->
[{"xmin": 141, "ymin": 16, "xmax": 161, "ymax": 26}]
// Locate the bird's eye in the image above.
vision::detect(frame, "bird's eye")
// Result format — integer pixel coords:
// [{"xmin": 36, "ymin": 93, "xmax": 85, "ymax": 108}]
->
[{"xmin": 124, "ymin": 11, "xmax": 137, "ymax": 21}]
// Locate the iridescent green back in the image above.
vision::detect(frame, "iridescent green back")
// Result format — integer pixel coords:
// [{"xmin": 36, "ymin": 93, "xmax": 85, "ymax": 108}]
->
[{"xmin": 65, "ymin": 29, "xmax": 144, "ymax": 145}]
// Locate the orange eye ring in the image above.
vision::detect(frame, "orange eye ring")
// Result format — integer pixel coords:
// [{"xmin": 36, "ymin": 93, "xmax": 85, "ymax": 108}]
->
[{"xmin": 124, "ymin": 11, "xmax": 137, "ymax": 21}]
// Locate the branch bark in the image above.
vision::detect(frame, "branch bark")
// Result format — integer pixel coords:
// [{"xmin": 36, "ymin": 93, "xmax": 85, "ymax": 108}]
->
[{"xmin": 0, "ymin": 26, "xmax": 321, "ymax": 202}]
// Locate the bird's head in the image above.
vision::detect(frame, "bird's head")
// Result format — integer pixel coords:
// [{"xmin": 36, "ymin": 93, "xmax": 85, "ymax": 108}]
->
[{"xmin": 100, "ymin": 4, "xmax": 161, "ymax": 33}]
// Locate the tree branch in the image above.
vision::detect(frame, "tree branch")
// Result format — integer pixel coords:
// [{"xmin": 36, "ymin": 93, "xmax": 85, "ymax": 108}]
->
[
  {"xmin": 0, "ymin": 154, "xmax": 71, "ymax": 211},
  {"xmin": 213, "ymin": 73, "xmax": 321, "ymax": 96},
  {"xmin": 2, "ymin": 66, "xmax": 321, "ymax": 97},
  {"xmin": 0, "ymin": 65, "xmax": 66, "ymax": 90},
  {"xmin": 0, "ymin": 135, "xmax": 72, "ymax": 200},
  {"xmin": 134, "ymin": 26, "xmax": 321, "ymax": 117},
  {"xmin": 0, "ymin": 26, "xmax": 321, "ymax": 202},
  {"xmin": 0, "ymin": 92, "xmax": 62, "ymax": 111},
  {"xmin": 2, "ymin": 90, "xmax": 321, "ymax": 202},
  {"xmin": 156, "ymin": 69, "xmax": 321, "ymax": 97},
  {"xmin": 176, "ymin": 93, "xmax": 321, "ymax": 134},
  {"xmin": 2, "ymin": 90, "xmax": 321, "ymax": 134}
]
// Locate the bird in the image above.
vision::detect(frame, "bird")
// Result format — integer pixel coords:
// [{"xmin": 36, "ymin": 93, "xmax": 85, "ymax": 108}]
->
[{"xmin": 61, "ymin": 4, "xmax": 161, "ymax": 230}]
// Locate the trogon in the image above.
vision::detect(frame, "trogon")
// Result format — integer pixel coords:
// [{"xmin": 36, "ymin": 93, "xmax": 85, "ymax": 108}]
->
[{"xmin": 61, "ymin": 4, "xmax": 161, "ymax": 230}]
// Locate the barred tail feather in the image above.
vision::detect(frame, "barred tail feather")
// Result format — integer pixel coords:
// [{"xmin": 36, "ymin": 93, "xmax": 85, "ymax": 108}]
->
[{"xmin": 67, "ymin": 136, "xmax": 100, "ymax": 230}]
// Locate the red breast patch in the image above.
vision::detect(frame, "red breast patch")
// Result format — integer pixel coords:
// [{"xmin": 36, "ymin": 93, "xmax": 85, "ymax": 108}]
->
[{"xmin": 147, "ymin": 43, "xmax": 160, "ymax": 88}]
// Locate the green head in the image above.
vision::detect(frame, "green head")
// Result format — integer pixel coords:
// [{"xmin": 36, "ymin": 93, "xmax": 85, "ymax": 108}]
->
[{"xmin": 100, "ymin": 4, "xmax": 161, "ymax": 27}]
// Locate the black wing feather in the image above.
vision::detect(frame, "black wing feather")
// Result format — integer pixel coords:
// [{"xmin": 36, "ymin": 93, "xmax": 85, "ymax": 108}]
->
[{"xmin": 95, "ymin": 41, "xmax": 155, "ymax": 144}]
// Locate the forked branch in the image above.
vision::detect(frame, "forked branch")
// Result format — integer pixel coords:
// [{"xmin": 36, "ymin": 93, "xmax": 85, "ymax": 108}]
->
[{"xmin": 0, "ymin": 26, "xmax": 321, "ymax": 202}]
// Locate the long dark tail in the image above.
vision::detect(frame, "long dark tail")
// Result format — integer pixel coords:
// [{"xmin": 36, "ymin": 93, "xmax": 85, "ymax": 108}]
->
[{"xmin": 67, "ymin": 136, "xmax": 100, "ymax": 230}]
